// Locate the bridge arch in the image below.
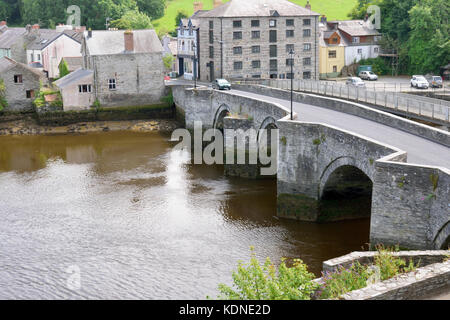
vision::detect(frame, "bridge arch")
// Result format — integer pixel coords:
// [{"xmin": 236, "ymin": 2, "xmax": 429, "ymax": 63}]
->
[
  {"xmin": 213, "ymin": 104, "xmax": 231, "ymax": 131},
  {"xmin": 318, "ymin": 157, "xmax": 373, "ymax": 222},
  {"xmin": 433, "ymin": 221, "xmax": 450, "ymax": 249},
  {"xmin": 257, "ymin": 116, "xmax": 278, "ymax": 147}
]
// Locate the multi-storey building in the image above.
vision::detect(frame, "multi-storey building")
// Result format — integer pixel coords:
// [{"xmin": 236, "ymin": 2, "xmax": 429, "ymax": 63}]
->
[{"xmin": 196, "ymin": 0, "xmax": 320, "ymax": 81}]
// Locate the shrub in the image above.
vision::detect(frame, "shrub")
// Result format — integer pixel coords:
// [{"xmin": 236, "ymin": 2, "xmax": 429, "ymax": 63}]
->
[
  {"xmin": 215, "ymin": 248, "xmax": 318, "ymax": 300},
  {"xmin": 0, "ymin": 79, "xmax": 7, "ymax": 111},
  {"xmin": 358, "ymin": 57, "xmax": 391, "ymax": 75}
]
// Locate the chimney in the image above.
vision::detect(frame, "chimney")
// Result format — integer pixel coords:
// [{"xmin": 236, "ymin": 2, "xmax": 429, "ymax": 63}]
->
[
  {"xmin": 32, "ymin": 24, "xmax": 40, "ymax": 30},
  {"xmin": 0, "ymin": 21, "xmax": 6, "ymax": 26},
  {"xmin": 305, "ymin": 0, "xmax": 311, "ymax": 10},
  {"xmin": 88, "ymin": 28, "xmax": 92, "ymax": 38},
  {"xmin": 321, "ymin": 15, "xmax": 327, "ymax": 24},
  {"xmin": 75, "ymin": 26, "xmax": 86, "ymax": 33},
  {"xmin": 193, "ymin": 2, "xmax": 203, "ymax": 12},
  {"xmin": 364, "ymin": 13, "xmax": 369, "ymax": 22},
  {"xmin": 213, "ymin": 0, "xmax": 222, "ymax": 8},
  {"xmin": 124, "ymin": 30, "xmax": 134, "ymax": 52}
]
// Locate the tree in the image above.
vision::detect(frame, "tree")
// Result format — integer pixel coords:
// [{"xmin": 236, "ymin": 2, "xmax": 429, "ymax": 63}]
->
[
  {"xmin": 0, "ymin": 79, "xmax": 7, "ymax": 111},
  {"xmin": 59, "ymin": 59, "xmax": 70, "ymax": 78},
  {"xmin": 111, "ymin": 9, "xmax": 153, "ymax": 29},
  {"xmin": 175, "ymin": 9, "xmax": 188, "ymax": 27},
  {"xmin": 136, "ymin": 0, "xmax": 165, "ymax": 20},
  {"xmin": 163, "ymin": 53, "xmax": 174, "ymax": 71}
]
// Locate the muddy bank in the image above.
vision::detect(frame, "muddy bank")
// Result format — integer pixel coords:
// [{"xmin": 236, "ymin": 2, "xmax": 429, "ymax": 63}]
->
[{"xmin": 0, "ymin": 119, "xmax": 181, "ymax": 136}]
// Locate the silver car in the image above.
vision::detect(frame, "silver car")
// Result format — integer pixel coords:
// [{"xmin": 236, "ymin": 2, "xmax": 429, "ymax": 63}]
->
[{"xmin": 346, "ymin": 77, "xmax": 366, "ymax": 88}]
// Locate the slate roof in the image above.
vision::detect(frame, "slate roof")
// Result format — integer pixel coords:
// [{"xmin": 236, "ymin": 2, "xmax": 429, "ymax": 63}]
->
[
  {"xmin": 199, "ymin": 0, "xmax": 320, "ymax": 18},
  {"xmin": 53, "ymin": 68, "xmax": 93, "ymax": 89},
  {"xmin": 84, "ymin": 29, "xmax": 163, "ymax": 56},
  {"xmin": 0, "ymin": 56, "xmax": 45, "ymax": 77},
  {"xmin": 0, "ymin": 27, "xmax": 26, "ymax": 49},
  {"xmin": 330, "ymin": 20, "xmax": 381, "ymax": 37}
]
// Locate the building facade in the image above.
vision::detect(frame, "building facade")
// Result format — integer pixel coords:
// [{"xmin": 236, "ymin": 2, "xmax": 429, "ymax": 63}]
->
[
  {"xmin": 80, "ymin": 29, "xmax": 165, "ymax": 108},
  {"xmin": 0, "ymin": 56, "xmax": 45, "ymax": 111},
  {"xmin": 319, "ymin": 24, "xmax": 346, "ymax": 78},
  {"xmin": 196, "ymin": 0, "xmax": 320, "ymax": 81}
]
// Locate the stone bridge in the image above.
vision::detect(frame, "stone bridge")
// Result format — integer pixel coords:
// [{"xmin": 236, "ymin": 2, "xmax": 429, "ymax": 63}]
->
[{"xmin": 172, "ymin": 84, "xmax": 450, "ymax": 250}]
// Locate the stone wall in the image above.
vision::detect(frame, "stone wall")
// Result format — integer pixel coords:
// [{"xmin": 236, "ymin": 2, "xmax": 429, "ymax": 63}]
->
[
  {"xmin": 92, "ymin": 52, "xmax": 165, "ymax": 107},
  {"xmin": 320, "ymin": 250, "xmax": 450, "ymax": 300}
]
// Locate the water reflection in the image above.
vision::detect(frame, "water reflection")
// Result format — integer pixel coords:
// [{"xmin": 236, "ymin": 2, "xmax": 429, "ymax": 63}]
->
[{"xmin": 0, "ymin": 132, "xmax": 369, "ymax": 299}]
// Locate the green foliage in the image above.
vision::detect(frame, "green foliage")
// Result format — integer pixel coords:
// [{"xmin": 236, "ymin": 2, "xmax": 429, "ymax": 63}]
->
[
  {"xmin": 216, "ymin": 248, "xmax": 317, "ymax": 300},
  {"xmin": 93, "ymin": 99, "xmax": 101, "ymax": 109},
  {"xmin": 161, "ymin": 90, "xmax": 174, "ymax": 106},
  {"xmin": 136, "ymin": 0, "xmax": 166, "ymax": 20},
  {"xmin": 163, "ymin": 53, "xmax": 175, "ymax": 71},
  {"xmin": 0, "ymin": 79, "xmax": 7, "ymax": 111},
  {"xmin": 59, "ymin": 59, "xmax": 70, "ymax": 79},
  {"xmin": 358, "ymin": 57, "xmax": 391, "ymax": 75},
  {"xmin": 373, "ymin": 245, "xmax": 417, "ymax": 281},
  {"xmin": 168, "ymin": 8, "xmax": 188, "ymax": 36},
  {"xmin": 111, "ymin": 9, "xmax": 153, "ymax": 29},
  {"xmin": 280, "ymin": 136, "xmax": 287, "ymax": 146}
]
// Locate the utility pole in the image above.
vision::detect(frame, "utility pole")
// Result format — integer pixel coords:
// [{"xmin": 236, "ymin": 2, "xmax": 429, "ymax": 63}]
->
[
  {"xmin": 105, "ymin": 17, "xmax": 111, "ymax": 30},
  {"xmin": 289, "ymin": 49, "xmax": 295, "ymax": 120},
  {"xmin": 192, "ymin": 42, "xmax": 197, "ymax": 88}
]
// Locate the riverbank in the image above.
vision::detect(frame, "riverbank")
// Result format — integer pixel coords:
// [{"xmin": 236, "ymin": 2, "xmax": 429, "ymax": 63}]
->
[{"xmin": 0, "ymin": 118, "xmax": 181, "ymax": 136}]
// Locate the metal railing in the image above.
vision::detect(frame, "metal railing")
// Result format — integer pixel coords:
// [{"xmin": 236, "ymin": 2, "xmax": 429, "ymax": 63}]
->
[{"xmin": 234, "ymin": 79, "xmax": 450, "ymax": 124}]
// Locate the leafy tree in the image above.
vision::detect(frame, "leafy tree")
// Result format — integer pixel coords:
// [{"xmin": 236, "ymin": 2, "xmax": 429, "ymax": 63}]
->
[
  {"xmin": 0, "ymin": 79, "xmax": 8, "ymax": 111},
  {"xmin": 214, "ymin": 248, "xmax": 317, "ymax": 300},
  {"xmin": 136, "ymin": 0, "xmax": 165, "ymax": 20},
  {"xmin": 58, "ymin": 59, "xmax": 70, "ymax": 78},
  {"xmin": 163, "ymin": 53, "xmax": 174, "ymax": 71},
  {"xmin": 175, "ymin": 9, "xmax": 188, "ymax": 27},
  {"xmin": 111, "ymin": 9, "xmax": 153, "ymax": 29}
]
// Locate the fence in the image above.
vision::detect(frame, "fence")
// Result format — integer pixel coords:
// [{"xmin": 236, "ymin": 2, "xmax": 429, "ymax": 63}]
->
[{"xmin": 234, "ymin": 79, "xmax": 450, "ymax": 124}]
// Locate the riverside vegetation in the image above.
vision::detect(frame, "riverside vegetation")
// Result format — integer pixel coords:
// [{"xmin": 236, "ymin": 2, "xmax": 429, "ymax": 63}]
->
[{"xmin": 214, "ymin": 245, "xmax": 420, "ymax": 300}]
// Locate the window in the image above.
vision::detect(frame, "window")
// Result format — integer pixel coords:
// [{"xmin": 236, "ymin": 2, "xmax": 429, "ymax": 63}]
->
[
  {"xmin": 270, "ymin": 59, "xmax": 277, "ymax": 71},
  {"xmin": 303, "ymin": 57, "xmax": 311, "ymax": 66},
  {"xmin": 37, "ymin": 54, "xmax": 41, "ymax": 61},
  {"xmin": 14, "ymin": 74, "xmax": 22, "ymax": 83},
  {"xmin": 304, "ymin": 43, "xmax": 311, "ymax": 51},
  {"xmin": 286, "ymin": 44, "xmax": 294, "ymax": 53},
  {"xmin": 209, "ymin": 21, "xmax": 214, "ymax": 29},
  {"xmin": 26, "ymin": 90, "xmax": 35, "ymax": 99},
  {"xmin": 78, "ymin": 84, "xmax": 92, "ymax": 93},
  {"xmin": 209, "ymin": 46, "xmax": 214, "ymax": 58},
  {"xmin": 303, "ymin": 29, "xmax": 311, "ymax": 37},
  {"xmin": 269, "ymin": 19, "xmax": 277, "ymax": 27},
  {"xmin": 30, "ymin": 53, "xmax": 33, "ymax": 62},
  {"xmin": 269, "ymin": 30, "xmax": 277, "ymax": 43},
  {"xmin": 286, "ymin": 58, "xmax": 294, "ymax": 66},
  {"xmin": 286, "ymin": 73, "xmax": 294, "ymax": 79},
  {"xmin": 269, "ymin": 45, "xmax": 277, "ymax": 57},
  {"xmin": 332, "ymin": 37, "xmax": 338, "ymax": 43},
  {"xmin": 303, "ymin": 19, "xmax": 311, "ymax": 26},
  {"xmin": 251, "ymin": 46, "xmax": 260, "ymax": 54},
  {"xmin": 251, "ymin": 20, "xmax": 260, "ymax": 27},
  {"xmin": 233, "ymin": 46, "xmax": 242, "ymax": 55},
  {"xmin": 328, "ymin": 50, "xmax": 337, "ymax": 58},
  {"xmin": 108, "ymin": 79, "xmax": 116, "ymax": 90},
  {"xmin": 286, "ymin": 30, "xmax": 294, "ymax": 38},
  {"xmin": 252, "ymin": 74, "xmax": 261, "ymax": 78},
  {"xmin": 233, "ymin": 20, "xmax": 242, "ymax": 28},
  {"xmin": 252, "ymin": 60, "xmax": 261, "ymax": 68},
  {"xmin": 233, "ymin": 61, "xmax": 243, "ymax": 70},
  {"xmin": 251, "ymin": 31, "xmax": 260, "ymax": 39},
  {"xmin": 209, "ymin": 30, "xmax": 214, "ymax": 44},
  {"xmin": 286, "ymin": 19, "xmax": 294, "ymax": 27},
  {"xmin": 374, "ymin": 47, "xmax": 379, "ymax": 53},
  {"xmin": 233, "ymin": 31, "xmax": 242, "ymax": 40},
  {"xmin": 357, "ymin": 48, "xmax": 363, "ymax": 54},
  {"xmin": 303, "ymin": 71, "xmax": 311, "ymax": 79},
  {"xmin": 333, "ymin": 66, "xmax": 337, "ymax": 73},
  {"xmin": 352, "ymin": 37, "xmax": 360, "ymax": 43}
]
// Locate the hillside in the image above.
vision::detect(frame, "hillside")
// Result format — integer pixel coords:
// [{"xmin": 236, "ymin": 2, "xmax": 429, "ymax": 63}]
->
[{"xmin": 152, "ymin": 0, "xmax": 357, "ymax": 33}]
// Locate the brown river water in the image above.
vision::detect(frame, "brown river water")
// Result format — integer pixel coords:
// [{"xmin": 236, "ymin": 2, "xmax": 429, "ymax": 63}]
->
[{"xmin": 0, "ymin": 131, "xmax": 370, "ymax": 299}]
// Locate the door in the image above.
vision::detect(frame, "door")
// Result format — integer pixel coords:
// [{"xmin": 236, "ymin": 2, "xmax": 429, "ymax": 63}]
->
[
  {"xmin": 179, "ymin": 58, "xmax": 184, "ymax": 76},
  {"xmin": 209, "ymin": 61, "xmax": 214, "ymax": 82}
]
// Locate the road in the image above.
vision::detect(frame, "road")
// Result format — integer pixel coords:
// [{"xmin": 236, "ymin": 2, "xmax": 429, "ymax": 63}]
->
[{"xmin": 232, "ymin": 89, "xmax": 450, "ymax": 169}]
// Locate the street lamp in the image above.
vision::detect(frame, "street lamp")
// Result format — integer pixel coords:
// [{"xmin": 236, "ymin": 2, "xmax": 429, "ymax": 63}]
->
[
  {"xmin": 192, "ymin": 41, "xmax": 197, "ymax": 88},
  {"xmin": 289, "ymin": 49, "xmax": 295, "ymax": 120}
]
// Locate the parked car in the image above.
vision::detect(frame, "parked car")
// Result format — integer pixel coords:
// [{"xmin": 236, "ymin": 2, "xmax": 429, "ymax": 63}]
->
[
  {"xmin": 425, "ymin": 75, "xmax": 443, "ymax": 88},
  {"xmin": 346, "ymin": 77, "xmax": 366, "ymax": 88},
  {"xmin": 212, "ymin": 79, "xmax": 231, "ymax": 90},
  {"xmin": 359, "ymin": 71, "xmax": 378, "ymax": 81},
  {"xmin": 410, "ymin": 75, "xmax": 429, "ymax": 89}
]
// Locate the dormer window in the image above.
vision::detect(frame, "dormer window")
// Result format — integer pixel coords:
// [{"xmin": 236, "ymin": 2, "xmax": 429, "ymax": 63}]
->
[{"xmin": 352, "ymin": 37, "xmax": 360, "ymax": 43}]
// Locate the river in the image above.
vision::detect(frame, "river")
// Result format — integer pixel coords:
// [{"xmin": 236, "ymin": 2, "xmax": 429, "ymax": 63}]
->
[{"xmin": 0, "ymin": 131, "xmax": 370, "ymax": 299}]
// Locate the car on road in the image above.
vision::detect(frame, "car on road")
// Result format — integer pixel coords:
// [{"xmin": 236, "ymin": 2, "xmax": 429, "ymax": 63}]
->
[
  {"xmin": 425, "ymin": 75, "xmax": 443, "ymax": 88},
  {"xmin": 346, "ymin": 77, "xmax": 366, "ymax": 88},
  {"xmin": 212, "ymin": 79, "xmax": 232, "ymax": 90},
  {"xmin": 359, "ymin": 71, "xmax": 378, "ymax": 81},
  {"xmin": 410, "ymin": 75, "xmax": 429, "ymax": 89}
]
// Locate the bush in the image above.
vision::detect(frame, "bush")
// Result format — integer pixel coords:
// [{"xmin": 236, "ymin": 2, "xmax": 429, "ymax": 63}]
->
[
  {"xmin": 214, "ymin": 248, "xmax": 318, "ymax": 300},
  {"xmin": 0, "ymin": 79, "xmax": 7, "ymax": 111},
  {"xmin": 358, "ymin": 57, "xmax": 391, "ymax": 75}
]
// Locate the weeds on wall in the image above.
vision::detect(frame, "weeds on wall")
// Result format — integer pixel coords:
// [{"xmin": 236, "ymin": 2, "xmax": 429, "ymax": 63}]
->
[{"xmin": 0, "ymin": 79, "xmax": 7, "ymax": 111}]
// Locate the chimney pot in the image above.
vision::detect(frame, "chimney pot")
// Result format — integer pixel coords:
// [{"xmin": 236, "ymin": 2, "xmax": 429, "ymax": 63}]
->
[
  {"xmin": 124, "ymin": 30, "xmax": 134, "ymax": 52},
  {"xmin": 32, "ymin": 24, "xmax": 40, "ymax": 29},
  {"xmin": 213, "ymin": 0, "xmax": 222, "ymax": 8},
  {"xmin": 88, "ymin": 28, "xmax": 92, "ymax": 38},
  {"xmin": 0, "ymin": 21, "xmax": 6, "ymax": 26},
  {"xmin": 193, "ymin": 1, "xmax": 204, "ymax": 12},
  {"xmin": 305, "ymin": 0, "xmax": 311, "ymax": 10}
]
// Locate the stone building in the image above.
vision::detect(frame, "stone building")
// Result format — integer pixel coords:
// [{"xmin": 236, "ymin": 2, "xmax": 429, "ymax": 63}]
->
[
  {"xmin": 0, "ymin": 56, "xmax": 45, "ymax": 111},
  {"xmin": 196, "ymin": 0, "xmax": 320, "ymax": 81},
  {"xmin": 81, "ymin": 29, "xmax": 165, "ymax": 107},
  {"xmin": 53, "ymin": 68, "xmax": 94, "ymax": 111}
]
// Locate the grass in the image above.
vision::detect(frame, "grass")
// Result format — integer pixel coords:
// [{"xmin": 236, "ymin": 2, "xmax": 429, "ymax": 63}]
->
[{"xmin": 152, "ymin": 0, "xmax": 357, "ymax": 34}]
